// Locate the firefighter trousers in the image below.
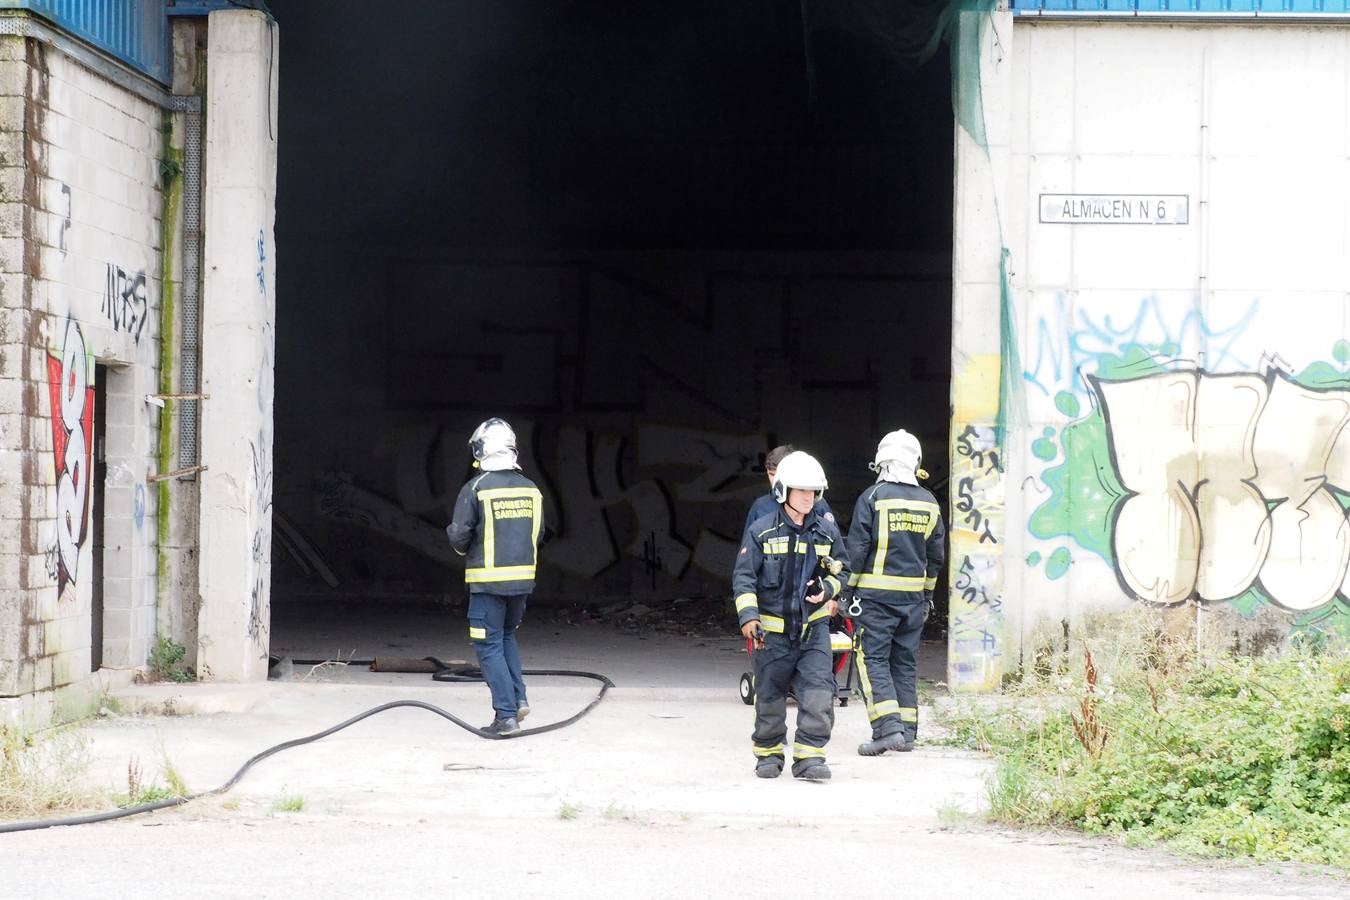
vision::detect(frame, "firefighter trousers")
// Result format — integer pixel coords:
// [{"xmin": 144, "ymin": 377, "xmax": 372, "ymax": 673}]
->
[
  {"xmin": 855, "ymin": 597, "xmax": 927, "ymax": 740},
  {"xmin": 467, "ymin": 592, "xmax": 529, "ymax": 720},
  {"xmin": 751, "ymin": 624, "xmax": 834, "ymax": 767}
]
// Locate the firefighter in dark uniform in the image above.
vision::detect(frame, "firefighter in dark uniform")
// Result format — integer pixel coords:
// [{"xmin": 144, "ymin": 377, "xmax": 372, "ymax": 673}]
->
[
  {"xmin": 732, "ymin": 451, "xmax": 850, "ymax": 781},
  {"xmin": 744, "ymin": 443, "xmax": 835, "ymax": 534},
  {"xmin": 845, "ymin": 429, "xmax": 945, "ymax": 755},
  {"xmin": 447, "ymin": 418, "xmax": 545, "ymax": 735}
]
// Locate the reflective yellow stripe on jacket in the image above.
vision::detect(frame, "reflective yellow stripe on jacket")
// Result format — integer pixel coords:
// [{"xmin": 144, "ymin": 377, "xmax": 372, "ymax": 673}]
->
[
  {"xmin": 465, "ymin": 564, "xmax": 537, "ymax": 583},
  {"xmin": 850, "ymin": 573, "xmax": 926, "ymax": 592},
  {"xmin": 472, "ymin": 486, "xmax": 541, "ymax": 583},
  {"xmin": 859, "ymin": 497, "xmax": 939, "ymax": 594}
]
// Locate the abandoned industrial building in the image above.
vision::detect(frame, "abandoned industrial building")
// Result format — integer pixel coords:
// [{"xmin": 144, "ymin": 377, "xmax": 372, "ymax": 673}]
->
[{"xmin": 3, "ymin": 0, "xmax": 1350, "ymax": 730}]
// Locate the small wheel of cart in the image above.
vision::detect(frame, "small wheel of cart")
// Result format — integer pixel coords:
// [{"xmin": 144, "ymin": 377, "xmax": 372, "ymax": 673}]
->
[{"xmin": 739, "ymin": 671, "xmax": 755, "ymax": 705}]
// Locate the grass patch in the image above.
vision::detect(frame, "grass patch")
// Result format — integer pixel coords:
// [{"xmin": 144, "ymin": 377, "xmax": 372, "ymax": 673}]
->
[
  {"xmin": 270, "ymin": 792, "xmax": 305, "ymax": 814},
  {"xmin": 163, "ymin": 755, "xmax": 189, "ymax": 797},
  {"xmin": 119, "ymin": 755, "xmax": 189, "ymax": 808},
  {"xmin": 0, "ymin": 723, "xmax": 102, "ymax": 820},
  {"xmin": 557, "ymin": 800, "xmax": 581, "ymax": 820},
  {"xmin": 938, "ymin": 610, "xmax": 1350, "ymax": 868},
  {"xmin": 935, "ymin": 798, "xmax": 976, "ymax": 829},
  {"xmin": 93, "ymin": 691, "xmax": 123, "ymax": 717}
]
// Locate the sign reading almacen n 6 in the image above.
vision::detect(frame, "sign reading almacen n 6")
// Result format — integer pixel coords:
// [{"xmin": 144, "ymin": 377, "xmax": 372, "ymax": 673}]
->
[{"xmin": 1040, "ymin": 194, "xmax": 1189, "ymax": 225}]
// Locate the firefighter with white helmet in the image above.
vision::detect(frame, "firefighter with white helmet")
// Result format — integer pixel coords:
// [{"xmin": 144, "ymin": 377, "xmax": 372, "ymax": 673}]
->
[
  {"xmin": 446, "ymin": 418, "xmax": 545, "ymax": 735},
  {"xmin": 732, "ymin": 451, "xmax": 850, "ymax": 781},
  {"xmin": 845, "ymin": 429, "xmax": 945, "ymax": 755},
  {"xmin": 743, "ymin": 443, "xmax": 835, "ymax": 534}
]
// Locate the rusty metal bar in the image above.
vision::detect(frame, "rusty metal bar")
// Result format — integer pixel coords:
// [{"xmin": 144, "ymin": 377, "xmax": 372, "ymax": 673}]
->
[{"xmin": 147, "ymin": 465, "xmax": 208, "ymax": 483}]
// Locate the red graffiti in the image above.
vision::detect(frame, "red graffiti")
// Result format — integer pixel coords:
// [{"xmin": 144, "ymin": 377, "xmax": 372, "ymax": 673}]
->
[{"xmin": 46, "ymin": 319, "xmax": 93, "ymax": 598}]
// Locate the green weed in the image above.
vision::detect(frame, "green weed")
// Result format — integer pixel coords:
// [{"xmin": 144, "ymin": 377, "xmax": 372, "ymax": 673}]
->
[
  {"xmin": 938, "ymin": 612, "xmax": 1350, "ymax": 868},
  {"xmin": 146, "ymin": 636, "xmax": 193, "ymax": 683},
  {"xmin": 0, "ymin": 724, "xmax": 101, "ymax": 819},
  {"xmin": 270, "ymin": 793, "xmax": 305, "ymax": 814}
]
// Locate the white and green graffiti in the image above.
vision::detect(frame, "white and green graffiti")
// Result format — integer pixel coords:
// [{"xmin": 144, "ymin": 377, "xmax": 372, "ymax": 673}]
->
[{"xmin": 1029, "ymin": 339, "xmax": 1350, "ymax": 639}]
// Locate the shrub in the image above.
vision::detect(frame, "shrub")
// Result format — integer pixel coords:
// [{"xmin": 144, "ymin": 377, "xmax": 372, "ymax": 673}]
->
[
  {"xmin": 940, "ymin": 615, "xmax": 1350, "ymax": 867},
  {"xmin": 0, "ymin": 724, "xmax": 102, "ymax": 819},
  {"xmin": 147, "ymin": 636, "xmax": 194, "ymax": 683}
]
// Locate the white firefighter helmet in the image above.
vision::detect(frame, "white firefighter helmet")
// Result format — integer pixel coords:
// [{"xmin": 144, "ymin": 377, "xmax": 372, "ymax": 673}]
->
[
  {"xmin": 771, "ymin": 451, "xmax": 828, "ymax": 503},
  {"xmin": 870, "ymin": 429, "xmax": 922, "ymax": 485},
  {"xmin": 469, "ymin": 418, "xmax": 518, "ymax": 470}
]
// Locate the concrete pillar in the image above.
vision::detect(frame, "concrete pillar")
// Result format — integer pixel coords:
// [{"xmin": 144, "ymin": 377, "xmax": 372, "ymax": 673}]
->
[
  {"xmin": 948, "ymin": 8, "xmax": 1014, "ymax": 692},
  {"xmin": 197, "ymin": 10, "xmax": 278, "ymax": 681}
]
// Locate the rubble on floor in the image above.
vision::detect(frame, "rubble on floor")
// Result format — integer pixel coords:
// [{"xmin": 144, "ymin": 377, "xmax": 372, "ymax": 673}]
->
[{"xmin": 542, "ymin": 596, "xmax": 738, "ymax": 639}]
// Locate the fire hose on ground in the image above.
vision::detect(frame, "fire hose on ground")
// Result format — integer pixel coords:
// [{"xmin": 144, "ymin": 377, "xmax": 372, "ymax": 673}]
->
[{"xmin": 0, "ymin": 658, "xmax": 613, "ymax": 835}]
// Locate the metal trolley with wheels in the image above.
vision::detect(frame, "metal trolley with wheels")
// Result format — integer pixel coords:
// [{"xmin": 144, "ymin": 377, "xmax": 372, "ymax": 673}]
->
[{"xmin": 738, "ymin": 613, "xmax": 858, "ymax": 707}]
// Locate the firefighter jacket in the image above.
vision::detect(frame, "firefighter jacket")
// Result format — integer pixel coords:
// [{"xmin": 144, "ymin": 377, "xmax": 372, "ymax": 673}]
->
[
  {"xmin": 447, "ymin": 470, "xmax": 544, "ymax": 595},
  {"xmin": 844, "ymin": 481, "xmax": 945, "ymax": 605},
  {"xmin": 733, "ymin": 506, "xmax": 849, "ymax": 641},
  {"xmin": 743, "ymin": 492, "xmax": 835, "ymax": 537}
]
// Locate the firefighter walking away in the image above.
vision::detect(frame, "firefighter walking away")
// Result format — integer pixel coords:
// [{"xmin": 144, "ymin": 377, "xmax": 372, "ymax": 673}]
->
[
  {"xmin": 732, "ymin": 451, "xmax": 850, "ymax": 781},
  {"xmin": 845, "ymin": 430, "xmax": 945, "ymax": 755},
  {"xmin": 446, "ymin": 418, "xmax": 545, "ymax": 735}
]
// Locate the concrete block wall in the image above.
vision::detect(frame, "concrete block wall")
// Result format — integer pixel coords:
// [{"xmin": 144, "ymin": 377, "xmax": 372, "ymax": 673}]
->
[
  {"xmin": 950, "ymin": 19, "xmax": 1350, "ymax": 688},
  {"xmin": 0, "ymin": 32, "xmax": 166, "ymax": 715}
]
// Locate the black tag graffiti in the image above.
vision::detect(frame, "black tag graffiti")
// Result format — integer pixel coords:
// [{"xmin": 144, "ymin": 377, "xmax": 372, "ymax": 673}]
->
[{"xmin": 102, "ymin": 264, "xmax": 148, "ymax": 343}]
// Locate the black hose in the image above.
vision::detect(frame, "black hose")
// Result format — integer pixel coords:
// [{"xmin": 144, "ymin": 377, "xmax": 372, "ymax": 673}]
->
[{"xmin": 0, "ymin": 668, "xmax": 613, "ymax": 835}]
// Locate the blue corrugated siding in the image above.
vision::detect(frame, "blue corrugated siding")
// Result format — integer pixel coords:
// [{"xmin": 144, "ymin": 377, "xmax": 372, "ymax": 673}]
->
[
  {"xmin": 0, "ymin": 0, "xmax": 169, "ymax": 84},
  {"xmin": 1012, "ymin": 0, "xmax": 1350, "ymax": 12}
]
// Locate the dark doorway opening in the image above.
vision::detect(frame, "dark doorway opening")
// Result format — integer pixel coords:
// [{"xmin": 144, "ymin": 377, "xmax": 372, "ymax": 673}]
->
[
  {"xmin": 267, "ymin": 2, "xmax": 955, "ymax": 670},
  {"xmin": 91, "ymin": 363, "xmax": 108, "ymax": 672}
]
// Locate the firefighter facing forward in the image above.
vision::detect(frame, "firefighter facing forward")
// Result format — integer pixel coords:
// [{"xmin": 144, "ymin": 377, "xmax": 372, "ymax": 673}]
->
[
  {"xmin": 845, "ymin": 430, "xmax": 945, "ymax": 755},
  {"xmin": 447, "ymin": 418, "xmax": 544, "ymax": 736},
  {"xmin": 733, "ymin": 451, "xmax": 850, "ymax": 781}
]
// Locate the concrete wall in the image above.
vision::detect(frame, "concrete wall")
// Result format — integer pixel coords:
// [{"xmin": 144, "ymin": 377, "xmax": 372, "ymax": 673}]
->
[
  {"xmin": 197, "ymin": 9, "xmax": 277, "ymax": 681},
  {"xmin": 0, "ymin": 32, "xmax": 167, "ymax": 717},
  {"xmin": 951, "ymin": 18, "xmax": 1350, "ymax": 688}
]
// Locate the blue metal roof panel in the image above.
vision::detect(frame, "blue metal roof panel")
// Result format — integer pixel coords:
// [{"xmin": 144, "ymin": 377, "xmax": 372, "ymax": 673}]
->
[
  {"xmin": 1011, "ymin": 0, "xmax": 1350, "ymax": 12},
  {"xmin": 0, "ymin": 0, "xmax": 169, "ymax": 84}
]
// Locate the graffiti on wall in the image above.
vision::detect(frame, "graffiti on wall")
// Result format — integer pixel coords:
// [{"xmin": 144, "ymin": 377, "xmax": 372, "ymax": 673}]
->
[
  {"xmin": 314, "ymin": 422, "xmax": 767, "ymax": 592},
  {"xmin": 247, "ymin": 230, "xmax": 274, "ymax": 654},
  {"xmin": 1022, "ymin": 294, "xmax": 1260, "ymax": 401},
  {"xmin": 45, "ymin": 318, "xmax": 94, "ymax": 602},
  {"xmin": 58, "ymin": 183, "xmax": 71, "ymax": 256},
  {"xmin": 101, "ymin": 263, "xmax": 149, "ymax": 343},
  {"xmin": 949, "ymin": 419, "xmax": 1005, "ymax": 690},
  {"xmin": 1024, "ymin": 292, "xmax": 1350, "ymax": 637},
  {"xmin": 248, "ymin": 435, "xmax": 273, "ymax": 648},
  {"xmin": 1097, "ymin": 366, "xmax": 1350, "ymax": 612}
]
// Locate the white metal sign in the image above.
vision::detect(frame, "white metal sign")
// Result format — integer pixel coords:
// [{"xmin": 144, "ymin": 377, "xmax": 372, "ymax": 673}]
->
[{"xmin": 1039, "ymin": 194, "xmax": 1189, "ymax": 225}]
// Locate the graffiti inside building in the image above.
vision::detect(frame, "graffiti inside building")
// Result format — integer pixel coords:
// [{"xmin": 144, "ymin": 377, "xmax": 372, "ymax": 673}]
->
[
  {"xmin": 276, "ymin": 254, "xmax": 953, "ymax": 606},
  {"xmin": 45, "ymin": 318, "xmax": 95, "ymax": 601}
]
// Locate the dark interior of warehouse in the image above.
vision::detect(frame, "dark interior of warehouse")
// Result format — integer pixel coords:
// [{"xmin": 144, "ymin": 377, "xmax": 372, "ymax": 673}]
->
[{"xmin": 265, "ymin": 1, "xmax": 955, "ymax": 663}]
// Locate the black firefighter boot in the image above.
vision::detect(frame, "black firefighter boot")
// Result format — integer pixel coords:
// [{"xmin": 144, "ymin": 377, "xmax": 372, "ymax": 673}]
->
[
  {"xmin": 791, "ymin": 758, "xmax": 832, "ymax": 781},
  {"xmin": 857, "ymin": 730, "xmax": 911, "ymax": 756},
  {"xmin": 756, "ymin": 756, "xmax": 785, "ymax": 779}
]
